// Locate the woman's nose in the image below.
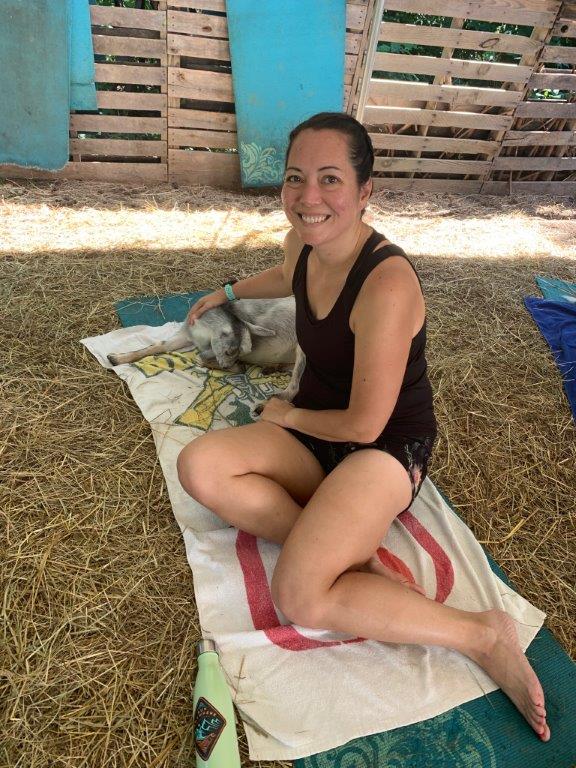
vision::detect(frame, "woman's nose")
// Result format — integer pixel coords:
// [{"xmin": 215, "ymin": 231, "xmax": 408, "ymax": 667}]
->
[{"xmin": 298, "ymin": 180, "xmax": 322, "ymax": 205}]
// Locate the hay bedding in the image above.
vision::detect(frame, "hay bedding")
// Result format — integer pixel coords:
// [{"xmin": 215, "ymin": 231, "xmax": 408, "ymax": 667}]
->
[{"xmin": 1, "ymin": 179, "xmax": 575, "ymax": 768}]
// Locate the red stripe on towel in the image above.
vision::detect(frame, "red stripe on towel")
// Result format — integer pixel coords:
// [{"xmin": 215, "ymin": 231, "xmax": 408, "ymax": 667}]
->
[
  {"xmin": 236, "ymin": 531, "xmax": 363, "ymax": 651},
  {"xmin": 398, "ymin": 510, "xmax": 454, "ymax": 602}
]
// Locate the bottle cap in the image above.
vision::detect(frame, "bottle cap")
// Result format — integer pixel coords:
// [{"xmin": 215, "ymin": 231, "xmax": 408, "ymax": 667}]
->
[{"xmin": 196, "ymin": 638, "xmax": 217, "ymax": 656}]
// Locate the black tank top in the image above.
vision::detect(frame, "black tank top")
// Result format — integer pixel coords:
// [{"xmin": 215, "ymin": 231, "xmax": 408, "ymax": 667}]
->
[{"xmin": 291, "ymin": 229, "xmax": 437, "ymax": 439}]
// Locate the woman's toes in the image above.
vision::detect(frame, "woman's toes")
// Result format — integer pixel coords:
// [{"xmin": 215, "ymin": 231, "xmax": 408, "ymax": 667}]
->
[{"xmin": 538, "ymin": 723, "xmax": 551, "ymax": 742}]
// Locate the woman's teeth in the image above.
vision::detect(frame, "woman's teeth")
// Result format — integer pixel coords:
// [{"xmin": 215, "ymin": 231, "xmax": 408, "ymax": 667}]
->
[{"xmin": 300, "ymin": 214, "xmax": 329, "ymax": 224}]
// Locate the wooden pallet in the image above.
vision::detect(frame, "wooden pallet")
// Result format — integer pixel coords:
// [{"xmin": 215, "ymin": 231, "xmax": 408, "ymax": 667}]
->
[{"xmin": 360, "ymin": 0, "xmax": 575, "ymax": 194}]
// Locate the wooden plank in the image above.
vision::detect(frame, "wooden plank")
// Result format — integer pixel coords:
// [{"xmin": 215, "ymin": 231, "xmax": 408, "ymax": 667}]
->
[
  {"xmin": 502, "ymin": 130, "xmax": 576, "ymax": 147},
  {"xmin": 168, "ymin": 108, "xmax": 237, "ymax": 130},
  {"xmin": 71, "ymin": 114, "xmax": 166, "ymax": 135},
  {"xmin": 168, "ymin": 67, "xmax": 233, "ymax": 102},
  {"xmin": 540, "ymin": 44, "xmax": 576, "ymax": 64},
  {"xmin": 372, "ymin": 177, "xmax": 483, "ymax": 192},
  {"xmin": 168, "ymin": 10, "xmax": 228, "ymax": 37},
  {"xmin": 167, "ymin": 0, "xmax": 226, "ymax": 10},
  {"xmin": 378, "ymin": 22, "xmax": 543, "ymax": 56},
  {"xmin": 482, "ymin": 180, "xmax": 576, "ymax": 195},
  {"xmin": 529, "ymin": 72, "xmax": 576, "ymax": 90},
  {"xmin": 169, "ymin": 149, "xmax": 241, "ymax": 187},
  {"xmin": 553, "ymin": 18, "xmax": 576, "ymax": 37},
  {"xmin": 169, "ymin": 127, "xmax": 237, "ymax": 149},
  {"xmin": 382, "ymin": 0, "xmax": 559, "ymax": 27},
  {"xmin": 93, "ymin": 35, "xmax": 167, "ymax": 61},
  {"xmin": 346, "ymin": 3, "xmax": 366, "ymax": 32},
  {"xmin": 94, "ymin": 63, "xmax": 166, "ymax": 87},
  {"xmin": 369, "ymin": 132, "xmax": 498, "ymax": 154},
  {"xmin": 363, "ymin": 105, "xmax": 513, "ymax": 130},
  {"xmin": 70, "ymin": 138, "xmax": 167, "ymax": 158},
  {"xmin": 492, "ymin": 156, "xmax": 576, "ymax": 170},
  {"xmin": 90, "ymin": 5, "xmax": 165, "ymax": 32},
  {"xmin": 374, "ymin": 52, "xmax": 532, "ymax": 84},
  {"xmin": 374, "ymin": 157, "xmax": 489, "ymax": 174},
  {"xmin": 346, "ymin": 32, "xmax": 362, "ymax": 55},
  {"xmin": 514, "ymin": 101, "xmax": 576, "ymax": 118},
  {"xmin": 367, "ymin": 79, "xmax": 522, "ymax": 108},
  {"xmin": 96, "ymin": 90, "xmax": 167, "ymax": 113},
  {"xmin": 167, "ymin": 32, "xmax": 230, "ymax": 60},
  {"xmin": 0, "ymin": 162, "xmax": 168, "ymax": 183}
]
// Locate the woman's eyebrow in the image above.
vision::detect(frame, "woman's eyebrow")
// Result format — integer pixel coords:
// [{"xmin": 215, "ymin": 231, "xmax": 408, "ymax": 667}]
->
[{"xmin": 284, "ymin": 165, "xmax": 342, "ymax": 172}]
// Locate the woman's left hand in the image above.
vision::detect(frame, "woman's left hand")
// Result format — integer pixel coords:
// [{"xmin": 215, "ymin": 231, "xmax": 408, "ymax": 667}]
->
[{"xmin": 258, "ymin": 397, "xmax": 295, "ymax": 428}]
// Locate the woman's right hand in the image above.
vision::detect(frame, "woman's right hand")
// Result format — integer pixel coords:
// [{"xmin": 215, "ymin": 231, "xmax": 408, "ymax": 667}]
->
[{"xmin": 187, "ymin": 289, "xmax": 227, "ymax": 325}]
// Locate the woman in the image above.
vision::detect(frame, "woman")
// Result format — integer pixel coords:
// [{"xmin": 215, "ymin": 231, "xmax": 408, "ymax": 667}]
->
[{"xmin": 177, "ymin": 113, "xmax": 549, "ymax": 741}]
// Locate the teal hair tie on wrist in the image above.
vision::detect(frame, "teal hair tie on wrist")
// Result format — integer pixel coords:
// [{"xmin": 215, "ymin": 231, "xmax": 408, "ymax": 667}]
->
[{"xmin": 223, "ymin": 282, "xmax": 237, "ymax": 301}]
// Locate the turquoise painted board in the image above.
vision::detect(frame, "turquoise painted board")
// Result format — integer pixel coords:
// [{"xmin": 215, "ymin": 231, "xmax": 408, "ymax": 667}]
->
[
  {"xmin": 226, "ymin": 0, "xmax": 345, "ymax": 187},
  {"xmin": 0, "ymin": 0, "xmax": 70, "ymax": 170},
  {"xmin": 69, "ymin": 0, "xmax": 98, "ymax": 112}
]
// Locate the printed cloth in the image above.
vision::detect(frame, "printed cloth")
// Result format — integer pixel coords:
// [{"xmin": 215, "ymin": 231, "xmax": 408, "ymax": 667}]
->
[{"xmin": 82, "ymin": 323, "xmax": 545, "ymax": 761}]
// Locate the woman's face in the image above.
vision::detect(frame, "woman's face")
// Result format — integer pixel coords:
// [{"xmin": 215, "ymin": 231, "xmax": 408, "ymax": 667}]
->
[{"xmin": 281, "ymin": 128, "xmax": 371, "ymax": 248}]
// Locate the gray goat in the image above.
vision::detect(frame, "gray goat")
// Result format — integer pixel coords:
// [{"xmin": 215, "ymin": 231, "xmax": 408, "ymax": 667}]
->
[{"xmin": 107, "ymin": 297, "xmax": 305, "ymax": 403}]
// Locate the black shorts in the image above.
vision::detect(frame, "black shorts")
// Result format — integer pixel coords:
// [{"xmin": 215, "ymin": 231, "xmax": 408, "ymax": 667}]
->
[{"xmin": 286, "ymin": 430, "xmax": 435, "ymax": 503}]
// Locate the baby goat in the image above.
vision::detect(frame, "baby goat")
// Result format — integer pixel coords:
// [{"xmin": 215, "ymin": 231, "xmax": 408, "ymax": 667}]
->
[{"xmin": 107, "ymin": 297, "xmax": 305, "ymax": 403}]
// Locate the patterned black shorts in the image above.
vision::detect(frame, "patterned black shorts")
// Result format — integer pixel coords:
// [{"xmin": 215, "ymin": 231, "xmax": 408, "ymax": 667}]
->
[{"xmin": 286, "ymin": 430, "xmax": 435, "ymax": 503}]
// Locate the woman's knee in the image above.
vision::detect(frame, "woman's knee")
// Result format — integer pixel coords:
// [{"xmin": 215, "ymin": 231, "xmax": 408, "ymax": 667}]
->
[
  {"xmin": 177, "ymin": 435, "xmax": 226, "ymax": 506},
  {"xmin": 271, "ymin": 568, "xmax": 327, "ymax": 629}
]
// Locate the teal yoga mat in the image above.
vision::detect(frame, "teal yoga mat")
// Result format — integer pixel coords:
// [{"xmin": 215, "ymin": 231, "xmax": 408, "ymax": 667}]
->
[
  {"xmin": 226, "ymin": 0, "xmax": 345, "ymax": 187},
  {"xmin": 116, "ymin": 293, "xmax": 576, "ymax": 767}
]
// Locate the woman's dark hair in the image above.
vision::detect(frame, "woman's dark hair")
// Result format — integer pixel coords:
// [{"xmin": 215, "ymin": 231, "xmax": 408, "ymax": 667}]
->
[{"xmin": 285, "ymin": 112, "xmax": 374, "ymax": 186}]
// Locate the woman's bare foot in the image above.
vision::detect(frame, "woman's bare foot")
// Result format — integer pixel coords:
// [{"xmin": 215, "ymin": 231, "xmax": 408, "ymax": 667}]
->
[
  {"xmin": 362, "ymin": 554, "xmax": 426, "ymax": 596},
  {"xmin": 469, "ymin": 609, "xmax": 550, "ymax": 741}
]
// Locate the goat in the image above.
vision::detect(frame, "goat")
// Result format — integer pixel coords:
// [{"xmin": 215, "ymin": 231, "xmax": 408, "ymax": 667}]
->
[{"xmin": 107, "ymin": 297, "xmax": 305, "ymax": 403}]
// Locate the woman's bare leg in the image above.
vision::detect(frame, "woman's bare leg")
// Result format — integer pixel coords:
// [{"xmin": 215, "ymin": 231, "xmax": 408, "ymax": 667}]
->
[
  {"xmin": 270, "ymin": 449, "xmax": 550, "ymax": 742},
  {"xmin": 177, "ymin": 421, "xmax": 325, "ymax": 542},
  {"xmin": 177, "ymin": 422, "xmax": 425, "ymax": 593}
]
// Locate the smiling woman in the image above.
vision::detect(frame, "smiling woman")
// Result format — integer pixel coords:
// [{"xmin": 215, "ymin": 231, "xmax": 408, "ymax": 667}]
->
[{"xmin": 177, "ymin": 111, "xmax": 551, "ymax": 743}]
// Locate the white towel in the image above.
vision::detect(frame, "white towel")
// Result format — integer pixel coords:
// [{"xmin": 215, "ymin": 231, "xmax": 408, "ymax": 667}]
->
[{"xmin": 82, "ymin": 324, "xmax": 545, "ymax": 761}]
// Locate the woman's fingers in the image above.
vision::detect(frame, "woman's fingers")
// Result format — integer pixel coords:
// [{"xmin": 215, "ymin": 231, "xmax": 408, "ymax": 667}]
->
[{"xmin": 187, "ymin": 289, "xmax": 228, "ymax": 324}]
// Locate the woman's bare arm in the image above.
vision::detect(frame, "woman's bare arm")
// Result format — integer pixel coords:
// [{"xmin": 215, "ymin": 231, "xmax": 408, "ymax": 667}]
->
[{"xmin": 187, "ymin": 230, "xmax": 301, "ymax": 323}]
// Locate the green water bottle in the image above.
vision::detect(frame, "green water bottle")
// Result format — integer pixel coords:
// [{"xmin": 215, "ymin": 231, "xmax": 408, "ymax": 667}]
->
[{"xmin": 192, "ymin": 639, "xmax": 241, "ymax": 767}]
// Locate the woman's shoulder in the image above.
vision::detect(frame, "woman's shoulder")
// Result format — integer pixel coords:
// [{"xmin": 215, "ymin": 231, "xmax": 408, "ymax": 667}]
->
[
  {"xmin": 282, "ymin": 228, "xmax": 308, "ymax": 285},
  {"xmin": 283, "ymin": 228, "xmax": 308, "ymax": 266}
]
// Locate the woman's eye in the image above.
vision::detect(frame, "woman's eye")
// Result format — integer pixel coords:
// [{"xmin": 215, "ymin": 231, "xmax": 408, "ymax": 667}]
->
[
  {"xmin": 284, "ymin": 174, "xmax": 301, "ymax": 184},
  {"xmin": 322, "ymin": 175, "xmax": 340, "ymax": 185}
]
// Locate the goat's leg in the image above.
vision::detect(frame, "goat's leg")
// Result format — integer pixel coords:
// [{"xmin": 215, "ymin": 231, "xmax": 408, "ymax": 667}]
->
[
  {"xmin": 275, "ymin": 345, "xmax": 305, "ymax": 402},
  {"xmin": 107, "ymin": 327, "xmax": 192, "ymax": 366},
  {"xmin": 253, "ymin": 346, "xmax": 305, "ymax": 416}
]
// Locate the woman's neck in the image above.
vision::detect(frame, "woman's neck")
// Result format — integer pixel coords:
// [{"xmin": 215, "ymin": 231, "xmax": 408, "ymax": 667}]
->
[{"xmin": 312, "ymin": 222, "xmax": 372, "ymax": 273}]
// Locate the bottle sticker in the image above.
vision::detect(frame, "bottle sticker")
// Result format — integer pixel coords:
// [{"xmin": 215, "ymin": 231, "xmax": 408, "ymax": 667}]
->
[{"xmin": 194, "ymin": 696, "xmax": 227, "ymax": 760}]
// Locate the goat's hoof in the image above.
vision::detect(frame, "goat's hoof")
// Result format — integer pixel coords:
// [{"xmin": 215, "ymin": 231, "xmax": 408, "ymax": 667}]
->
[
  {"xmin": 253, "ymin": 403, "xmax": 265, "ymax": 416},
  {"xmin": 107, "ymin": 354, "xmax": 119, "ymax": 366}
]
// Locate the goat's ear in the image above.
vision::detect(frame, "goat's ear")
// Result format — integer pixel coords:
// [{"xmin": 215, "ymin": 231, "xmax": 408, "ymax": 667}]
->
[
  {"xmin": 240, "ymin": 319, "xmax": 276, "ymax": 337},
  {"xmin": 238, "ymin": 324, "xmax": 252, "ymax": 356}
]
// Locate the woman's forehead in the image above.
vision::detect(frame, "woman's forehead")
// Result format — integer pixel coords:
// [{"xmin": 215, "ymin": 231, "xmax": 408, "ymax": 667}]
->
[{"xmin": 287, "ymin": 129, "xmax": 351, "ymax": 167}]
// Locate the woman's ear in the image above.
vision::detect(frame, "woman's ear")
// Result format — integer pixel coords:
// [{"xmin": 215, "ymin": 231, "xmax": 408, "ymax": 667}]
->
[{"xmin": 359, "ymin": 178, "xmax": 372, "ymax": 209}]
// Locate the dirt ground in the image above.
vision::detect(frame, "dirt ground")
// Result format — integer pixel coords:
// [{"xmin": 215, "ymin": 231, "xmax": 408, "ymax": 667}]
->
[{"xmin": 1, "ymin": 179, "xmax": 575, "ymax": 767}]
